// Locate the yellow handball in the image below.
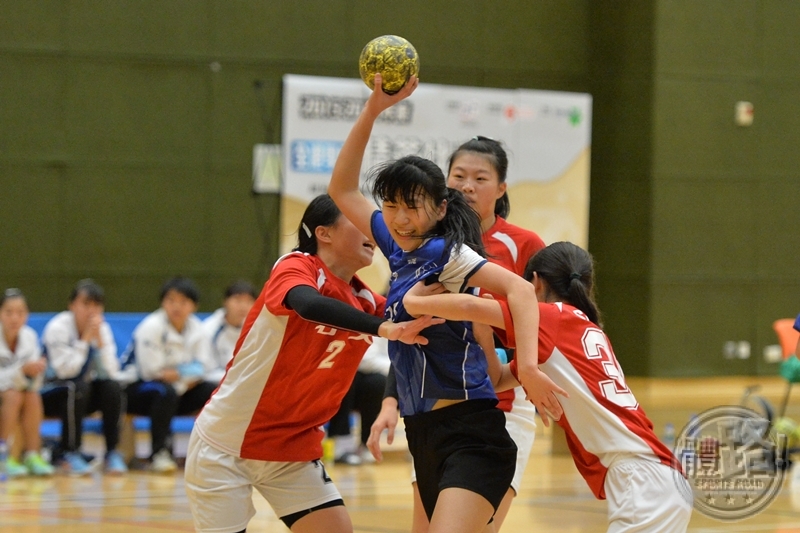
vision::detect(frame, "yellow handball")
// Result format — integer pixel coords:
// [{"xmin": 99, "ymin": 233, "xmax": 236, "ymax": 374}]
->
[{"xmin": 358, "ymin": 35, "xmax": 420, "ymax": 95}]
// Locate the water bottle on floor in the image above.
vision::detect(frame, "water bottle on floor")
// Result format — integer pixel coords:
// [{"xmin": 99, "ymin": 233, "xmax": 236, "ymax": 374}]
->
[
  {"xmin": 663, "ymin": 423, "xmax": 675, "ymax": 449},
  {"xmin": 0, "ymin": 440, "xmax": 8, "ymax": 482}
]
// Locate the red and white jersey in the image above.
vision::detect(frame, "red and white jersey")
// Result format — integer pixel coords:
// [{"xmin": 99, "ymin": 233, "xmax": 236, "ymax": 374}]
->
[
  {"xmin": 193, "ymin": 252, "xmax": 385, "ymax": 462},
  {"xmin": 483, "ymin": 216, "xmax": 545, "ymax": 279},
  {"xmin": 482, "ymin": 216, "xmax": 545, "ymax": 412},
  {"xmin": 508, "ymin": 302, "xmax": 677, "ymax": 499}
]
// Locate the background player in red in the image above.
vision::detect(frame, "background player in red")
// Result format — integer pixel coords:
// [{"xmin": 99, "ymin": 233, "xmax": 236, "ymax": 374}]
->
[
  {"xmin": 403, "ymin": 241, "xmax": 693, "ymax": 533},
  {"xmin": 369, "ymin": 136, "xmax": 546, "ymax": 532},
  {"xmin": 184, "ymin": 194, "xmax": 441, "ymax": 533}
]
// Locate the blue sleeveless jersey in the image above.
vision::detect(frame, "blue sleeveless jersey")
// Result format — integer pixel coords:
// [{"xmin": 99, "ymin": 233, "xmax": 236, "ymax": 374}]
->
[{"xmin": 370, "ymin": 211, "xmax": 497, "ymax": 416}]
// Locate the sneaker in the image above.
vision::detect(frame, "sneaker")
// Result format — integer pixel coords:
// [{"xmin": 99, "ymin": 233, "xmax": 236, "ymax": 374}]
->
[
  {"xmin": 334, "ymin": 452, "xmax": 363, "ymax": 466},
  {"xmin": 61, "ymin": 451, "xmax": 92, "ymax": 476},
  {"xmin": 150, "ymin": 449, "xmax": 177, "ymax": 474},
  {"xmin": 5, "ymin": 457, "xmax": 30, "ymax": 478},
  {"xmin": 104, "ymin": 451, "xmax": 128, "ymax": 475},
  {"xmin": 23, "ymin": 452, "xmax": 55, "ymax": 476}
]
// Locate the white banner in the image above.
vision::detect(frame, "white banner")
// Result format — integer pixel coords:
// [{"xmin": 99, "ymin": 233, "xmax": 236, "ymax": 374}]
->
[{"xmin": 281, "ymin": 74, "xmax": 592, "ymax": 291}]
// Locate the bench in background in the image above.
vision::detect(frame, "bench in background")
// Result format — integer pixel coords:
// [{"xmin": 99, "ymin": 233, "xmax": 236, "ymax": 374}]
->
[{"xmin": 27, "ymin": 312, "xmax": 209, "ymax": 461}]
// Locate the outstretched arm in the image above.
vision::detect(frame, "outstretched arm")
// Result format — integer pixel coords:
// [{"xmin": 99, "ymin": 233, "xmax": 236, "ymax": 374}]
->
[
  {"xmin": 286, "ymin": 285, "xmax": 442, "ymax": 345},
  {"xmin": 328, "ymin": 74, "xmax": 419, "ymax": 240},
  {"xmin": 404, "ymin": 281, "xmax": 506, "ymax": 327}
]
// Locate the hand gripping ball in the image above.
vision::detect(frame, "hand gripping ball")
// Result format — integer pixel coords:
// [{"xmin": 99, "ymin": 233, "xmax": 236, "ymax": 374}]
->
[{"xmin": 359, "ymin": 35, "xmax": 420, "ymax": 94}]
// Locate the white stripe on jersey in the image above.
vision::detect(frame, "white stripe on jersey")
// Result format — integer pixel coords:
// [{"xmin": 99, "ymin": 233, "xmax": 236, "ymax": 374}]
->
[
  {"xmin": 355, "ymin": 287, "xmax": 377, "ymax": 310},
  {"xmin": 194, "ymin": 307, "xmax": 288, "ymax": 457},
  {"xmin": 488, "ymin": 231, "xmax": 518, "ymax": 264},
  {"xmin": 541, "ymin": 348, "xmax": 657, "ymax": 466},
  {"xmin": 461, "ymin": 328, "xmax": 469, "ymax": 398}
]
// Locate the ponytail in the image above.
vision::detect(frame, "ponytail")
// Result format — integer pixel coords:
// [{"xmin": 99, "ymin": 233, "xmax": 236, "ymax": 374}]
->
[
  {"xmin": 524, "ymin": 242, "xmax": 601, "ymax": 326},
  {"xmin": 294, "ymin": 194, "xmax": 341, "ymax": 255},
  {"xmin": 432, "ymin": 188, "xmax": 486, "ymax": 257},
  {"xmin": 494, "ymin": 192, "xmax": 510, "ymax": 218}
]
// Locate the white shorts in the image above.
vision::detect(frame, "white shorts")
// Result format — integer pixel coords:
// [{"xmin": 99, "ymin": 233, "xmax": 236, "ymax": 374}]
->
[
  {"xmin": 410, "ymin": 389, "xmax": 536, "ymax": 494},
  {"xmin": 605, "ymin": 457, "xmax": 693, "ymax": 533},
  {"xmin": 184, "ymin": 430, "xmax": 342, "ymax": 533},
  {"xmin": 505, "ymin": 387, "xmax": 537, "ymax": 494}
]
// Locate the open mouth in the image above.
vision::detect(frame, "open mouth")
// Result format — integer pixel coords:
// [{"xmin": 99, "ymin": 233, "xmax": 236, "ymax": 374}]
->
[{"xmin": 362, "ymin": 242, "xmax": 375, "ymax": 250}]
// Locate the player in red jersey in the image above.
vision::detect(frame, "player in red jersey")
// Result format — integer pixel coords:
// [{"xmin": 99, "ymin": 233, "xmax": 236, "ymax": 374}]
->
[
  {"xmin": 403, "ymin": 242, "xmax": 693, "ymax": 533},
  {"xmin": 184, "ymin": 194, "xmax": 442, "ymax": 533}
]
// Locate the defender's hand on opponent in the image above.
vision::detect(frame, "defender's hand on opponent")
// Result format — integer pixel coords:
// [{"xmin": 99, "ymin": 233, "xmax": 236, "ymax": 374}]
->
[{"xmin": 379, "ymin": 314, "xmax": 444, "ymax": 345}]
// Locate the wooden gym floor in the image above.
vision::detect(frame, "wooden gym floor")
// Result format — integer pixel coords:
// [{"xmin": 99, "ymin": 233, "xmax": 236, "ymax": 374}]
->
[{"xmin": 1, "ymin": 376, "xmax": 799, "ymax": 532}]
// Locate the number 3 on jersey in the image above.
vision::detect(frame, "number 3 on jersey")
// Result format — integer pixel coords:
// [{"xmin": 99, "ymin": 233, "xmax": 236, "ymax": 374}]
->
[
  {"xmin": 581, "ymin": 327, "xmax": 639, "ymax": 409},
  {"xmin": 318, "ymin": 340, "xmax": 345, "ymax": 369}
]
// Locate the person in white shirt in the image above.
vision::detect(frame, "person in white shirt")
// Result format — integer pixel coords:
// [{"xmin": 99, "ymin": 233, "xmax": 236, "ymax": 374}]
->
[
  {"xmin": 200, "ymin": 280, "xmax": 257, "ymax": 384},
  {"xmin": 123, "ymin": 277, "xmax": 216, "ymax": 473},
  {"xmin": 0, "ymin": 288, "xmax": 54, "ymax": 477},
  {"xmin": 41, "ymin": 279, "xmax": 128, "ymax": 476}
]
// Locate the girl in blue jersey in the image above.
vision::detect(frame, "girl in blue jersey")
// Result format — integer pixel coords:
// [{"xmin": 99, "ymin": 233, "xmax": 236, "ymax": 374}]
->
[{"xmin": 328, "ymin": 74, "xmax": 567, "ymax": 533}]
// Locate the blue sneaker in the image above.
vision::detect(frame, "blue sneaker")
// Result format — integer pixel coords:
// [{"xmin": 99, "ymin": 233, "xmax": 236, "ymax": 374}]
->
[
  {"xmin": 104, "ymin": 451, "xmax": 128, "ymax": 475},
  {"xmin": 61, "ymin": 451, "xmax": 92, "ymax": 476}
]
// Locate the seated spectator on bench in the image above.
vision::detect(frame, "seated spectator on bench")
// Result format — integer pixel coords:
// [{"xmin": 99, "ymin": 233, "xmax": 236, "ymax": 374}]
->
[
  {"xmin": 201, "ymin": 280, "xmax": 257, "ymax": 383},
  {"xmin": 124, "ymin": 277, "xmax": 216, "ymax": 473},
  {"xmin": 41, "ymin": 279, "xmax": 128, "ymax": 476},
  {"xmin": 0, "ymin": 289, "xmax": 54, "ymax": 477}
]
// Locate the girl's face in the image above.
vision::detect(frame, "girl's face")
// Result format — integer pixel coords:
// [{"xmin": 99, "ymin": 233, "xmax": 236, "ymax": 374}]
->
[
  {"xmin": 69, "ymin": 292, "xmax": 103, "ymax": 333},
  {"xmin": 162, "ymin": 289, "xmax": 197, "ymax": 332},
  {"xmin": 447, "ymin": 152, "xmax": 506, "ymax": 224},
  {"xmin": 0, "ymin": 297, "xmax": 29, "ymax": 337},
  {"xmin": 223, "ymin": 293, "xmax": 256, "ymax": 328},
  {"xmin": 382, "ymin": 193, "xmax": 446, "ymax": 252},
  {"xmin": 326, "ymin": 215, "xmax": 376, "ymax": 270}
]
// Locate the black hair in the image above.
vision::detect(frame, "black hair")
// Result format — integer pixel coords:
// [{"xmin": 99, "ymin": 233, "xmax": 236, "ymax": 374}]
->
[
  {"xmin": 447, "ymin": 135, "xmax": 511, "ymax": 218},
  {"xmin": 294, "ymin": 194, "xmax": 342, "ymax": 255},
  {"xmin": 160, "ymin": 276, "xmax": 200, "ymax": 304},
  {"xmin": 224, "ymin": 279, "xmax": 257, "ymax": 300},
  {"xmin": 0, "ymin": 288, "xmax": 26, "ymax": 308},
  {"xmin": 524, "ymin": 241, "xmax": 602, "ymax": 326},
  {"xmin": 69, "ymin": 279, "xmax": 105, "ymax": 304},
  {"xmin": 370, "ymin": 155, "xmax": 485, "ymax": 256}
]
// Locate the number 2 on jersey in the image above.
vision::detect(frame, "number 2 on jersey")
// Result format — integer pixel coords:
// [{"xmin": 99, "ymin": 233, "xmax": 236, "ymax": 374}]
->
[
  {"xmin": 318, "ymin": 340, "xmax": 345, "ymax": 369},
  {"xmin": 581, "ymin": 328, "xmax": 638, "ymax": 409}
]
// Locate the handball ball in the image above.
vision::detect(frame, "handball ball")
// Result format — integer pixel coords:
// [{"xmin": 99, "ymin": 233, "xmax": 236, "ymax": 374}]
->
[{"xmin": 359, "ymin": 35, "xmax": 420, "ymax": 95}]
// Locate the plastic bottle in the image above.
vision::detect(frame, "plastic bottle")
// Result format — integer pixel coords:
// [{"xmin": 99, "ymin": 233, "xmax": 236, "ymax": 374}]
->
[
  {"xmin": 663, "ymin": 423, "xmax": 676, "ymax": 449},
  {"xmin": 0, "ymin": 440, "xmax": 8, "ymax": 482},
  {"xmin": 322, "ymin": 436, "xmax": 335, "ymax": 464}
]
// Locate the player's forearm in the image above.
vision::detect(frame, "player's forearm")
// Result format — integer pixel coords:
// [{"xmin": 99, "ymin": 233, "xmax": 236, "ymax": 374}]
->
[
  {"xmin": 404, "ymin": 292, "xmax": 504, "ymax": 327},
  {"xmin": 329, "ymin": 105, "xmax": 379, "ymax": 199},
  {"xmin": 495, "ymin": 365, "xmax": 521, "ymax": 393},
  {"xmin": 506, "ymin": 283, "xmax": 539, "ymax": 375}
]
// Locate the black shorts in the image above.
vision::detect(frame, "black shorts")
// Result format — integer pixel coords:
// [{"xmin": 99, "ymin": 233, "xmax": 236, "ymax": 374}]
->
[{"xmin": 404, "ymin": 399, "xmax": 517, "ymax": 521}]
